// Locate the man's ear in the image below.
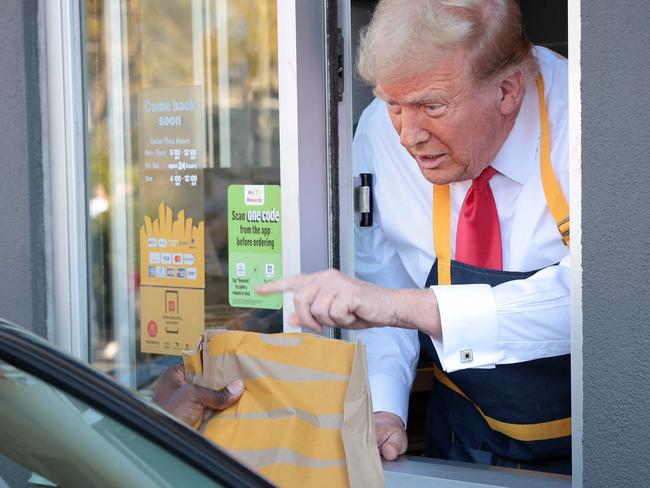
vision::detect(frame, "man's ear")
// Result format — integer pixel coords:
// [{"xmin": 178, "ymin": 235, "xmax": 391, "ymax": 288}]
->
[{"xmin": 497, "ymin": 68, "xmax": 525, "ymax": 115}]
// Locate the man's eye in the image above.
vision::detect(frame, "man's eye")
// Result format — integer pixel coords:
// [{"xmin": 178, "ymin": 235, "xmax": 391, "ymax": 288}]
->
[
  {"xmin": 387, "ymin": 103, "xmax": 402, "ymax": 114},
  {"xmin": 424, "ymin": 104, "xmax": 446, "ymax": 116}
]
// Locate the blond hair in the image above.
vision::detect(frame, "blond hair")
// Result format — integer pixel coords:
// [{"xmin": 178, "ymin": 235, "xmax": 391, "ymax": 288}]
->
[{"xmin": 357, "ymin": 0, "xmax": 537, "ymax": 85}]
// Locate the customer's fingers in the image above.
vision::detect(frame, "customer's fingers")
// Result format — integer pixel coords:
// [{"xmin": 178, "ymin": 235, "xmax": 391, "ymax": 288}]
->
[
  {"xmin": 197, "ymin": 380, "xmax": 245, "ymax": 411},
  {"xmin": 152, "ymin": 364, "xmax": 188, "ymax": 404}
]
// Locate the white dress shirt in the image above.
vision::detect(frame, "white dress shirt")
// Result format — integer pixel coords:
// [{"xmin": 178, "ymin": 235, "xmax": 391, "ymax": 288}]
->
[{"xmin": 354, "ymin": 47, "xmax": 570, "ymax": 425}]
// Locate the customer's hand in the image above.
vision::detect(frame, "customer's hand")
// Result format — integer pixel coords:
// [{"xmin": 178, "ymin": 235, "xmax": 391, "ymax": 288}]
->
[
  {"xmin": 374, "ymin": 411, "xmax": 408, "ymax": 460},
  {"xmin": 152, "ymin": 364, "xmax": 244, "ymax": 427}
]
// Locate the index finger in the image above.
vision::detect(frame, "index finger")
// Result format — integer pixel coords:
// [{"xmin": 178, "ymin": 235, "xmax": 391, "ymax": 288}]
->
[
  {"xmin": 159, "ymin": 364, "xmax": 187, "ymax": 387},
  {"xmin": 152, "ymin": 364, "xmax": 186, "ymax": 405},
  {"xmin": 256, "ymin": 274, "xmax": 309, "ymax": 295}
]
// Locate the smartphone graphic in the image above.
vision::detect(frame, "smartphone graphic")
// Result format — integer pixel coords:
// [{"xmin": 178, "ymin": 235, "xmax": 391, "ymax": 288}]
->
[{"xmin": 165, "ymin": 290, "xmax": 179, "ymax": 314}]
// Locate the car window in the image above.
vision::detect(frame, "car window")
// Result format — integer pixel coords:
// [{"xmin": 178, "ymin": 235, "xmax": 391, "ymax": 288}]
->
[
  {"xmin": 0, "ymin": 361, "xmax": 224, "ymax": 488},
  {"xmin": 0, "ymin": 452, "xmax": 32, "ymax": 487}
]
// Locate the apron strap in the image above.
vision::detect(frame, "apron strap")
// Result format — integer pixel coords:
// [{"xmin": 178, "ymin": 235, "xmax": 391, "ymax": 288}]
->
[
  {"xmin": 536, "ymin": 74, "xmax": 570, "ymax": 247},
  {"xmin": 432, "ymin": 74, "xmax": 570, "ymax": 286},
  {"xmin": 433, "ymin": 184, "xmax": 452, "ymax": 285},
  {"xmin": 434, "ymin": 366, "xmax": 571, "ymax": 442}
]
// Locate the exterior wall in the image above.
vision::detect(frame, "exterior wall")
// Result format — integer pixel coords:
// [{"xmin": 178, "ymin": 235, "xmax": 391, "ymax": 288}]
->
[
  {"xmin": 581, "ymin": 1, "xmax": 650, "ymax": 486},
  {"xmin": 0, "ymin": 0, "xmax": 47, "ymax": 337}
]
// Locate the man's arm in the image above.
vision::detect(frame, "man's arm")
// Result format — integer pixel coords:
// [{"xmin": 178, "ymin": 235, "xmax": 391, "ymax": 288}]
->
[
  {"xmin": 256, "ymin": 258, "xmax": 569, "ymax": 370},
  {"xmin": 430, "ymin": 254, "xmax": 570, "ymax": 372}
]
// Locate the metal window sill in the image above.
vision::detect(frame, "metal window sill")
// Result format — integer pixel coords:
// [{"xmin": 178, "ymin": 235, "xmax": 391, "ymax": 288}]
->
[{"xmin": 383, "ymin": 456, "xmax": 571, "ymax": 488}]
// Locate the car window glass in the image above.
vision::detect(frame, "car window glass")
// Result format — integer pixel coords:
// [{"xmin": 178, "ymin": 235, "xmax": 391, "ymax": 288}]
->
[
  {"xmin": 0, "ymin": 452, "xmax": 32, "ymax": 488},
  {"xmin": 0, "ymin": 361, "xmax": 224, "ymax": 488}
]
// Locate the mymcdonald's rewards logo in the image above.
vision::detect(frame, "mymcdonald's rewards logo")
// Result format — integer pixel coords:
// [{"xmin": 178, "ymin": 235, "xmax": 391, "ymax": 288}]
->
[{"xmin": 245, "ymin": 185, "xmax": 265, "ymax": 205}]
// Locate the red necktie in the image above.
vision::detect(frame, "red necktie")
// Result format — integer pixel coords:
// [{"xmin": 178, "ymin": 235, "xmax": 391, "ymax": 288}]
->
[{"xmin": 455, "ymin": 166, "xmax": 502, "ymax": 270}]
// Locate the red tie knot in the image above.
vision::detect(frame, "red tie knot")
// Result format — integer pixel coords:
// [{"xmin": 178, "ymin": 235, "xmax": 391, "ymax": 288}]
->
[{"xmin": 474, "ymin": 166, "xmax": 497, "ymax": 187}]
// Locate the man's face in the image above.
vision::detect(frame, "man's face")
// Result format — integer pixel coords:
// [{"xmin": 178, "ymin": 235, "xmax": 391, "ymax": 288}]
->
[{"xmin": 375, "ymin": 50, "xmax": 509, "ymax": 185}]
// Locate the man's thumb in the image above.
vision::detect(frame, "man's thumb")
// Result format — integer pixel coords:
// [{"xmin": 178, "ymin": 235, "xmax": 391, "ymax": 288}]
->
[
  {"xmin": 379, "ymin": 430, "xmax": 408, "ymax": 461},
  {"xmin": 199, "ymin": 380, "xmax": 245, "ymax": 411}
]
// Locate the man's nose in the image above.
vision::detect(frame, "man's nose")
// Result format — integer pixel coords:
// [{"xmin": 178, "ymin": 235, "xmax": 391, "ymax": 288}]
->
[{"xmin": 399, "ymin": 107, "xmax": 430, "ymax": 148}]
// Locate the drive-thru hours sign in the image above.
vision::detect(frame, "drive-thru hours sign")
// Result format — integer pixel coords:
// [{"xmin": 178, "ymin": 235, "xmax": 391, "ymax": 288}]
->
[{"xmin": 228, "ymin": 185, "xmax": 282, "ymax": 309}]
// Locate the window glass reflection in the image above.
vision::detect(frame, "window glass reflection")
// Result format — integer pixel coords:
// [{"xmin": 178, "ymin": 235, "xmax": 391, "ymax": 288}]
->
[{"xmin": 83, "ymin": 0, "xmax": 281, "ymax": 388}]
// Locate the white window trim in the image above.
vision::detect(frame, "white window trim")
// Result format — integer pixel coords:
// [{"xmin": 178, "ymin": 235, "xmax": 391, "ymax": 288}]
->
[
  {"xmin": 44, "ymin": 0, "xmax": 88, "ymax": 361},
  {"xmin": 568, "ymin": 0, "xmax": 583, "ymax": 485},
  {"xmin": 276, "ymin": 0, "xmax": 330, "ymax": 332},
  {"xmin": 336, "ymin": 0, "xmax": 356, "ymax": 344}
]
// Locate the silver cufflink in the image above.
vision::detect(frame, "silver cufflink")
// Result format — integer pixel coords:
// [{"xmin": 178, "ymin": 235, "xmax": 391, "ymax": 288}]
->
[{"xmin": 460, "ymin": 349, "xmax": 473, "ymax": 363}]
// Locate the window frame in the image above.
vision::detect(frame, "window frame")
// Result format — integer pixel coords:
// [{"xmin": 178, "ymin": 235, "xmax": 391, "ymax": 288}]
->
[
  {"xmin": 276, "ymin": 0, "xmax": 331, "ymax": 333},
  {"xmin": 568, "ymin": 0, "xmax": 583, "ymax": 484},
  {"xmin": 46, "ymin": 0, "xmax": 89, "ymax": 362},
  {"xmin": 48, "ymin": 0, "xmax": 335, "ymax": 352},
  {"xmin": 333, "ymin": 0, "xmax": 583, "ymax": 485}
]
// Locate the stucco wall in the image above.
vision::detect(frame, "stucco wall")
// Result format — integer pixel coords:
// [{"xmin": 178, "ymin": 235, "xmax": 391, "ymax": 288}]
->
[
  {"xmin": 0, "ymin": 0, "xmax": 46, "ymax": 337},
  {"xmin": 581, "ymin": 1, "xmax": 650, "ymax": 486}
]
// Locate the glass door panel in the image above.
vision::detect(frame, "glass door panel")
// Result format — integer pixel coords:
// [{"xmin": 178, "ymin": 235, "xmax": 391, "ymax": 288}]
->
[{"xmin": 83, "ymin": 0, "xmax": 281, "ymax": 388}]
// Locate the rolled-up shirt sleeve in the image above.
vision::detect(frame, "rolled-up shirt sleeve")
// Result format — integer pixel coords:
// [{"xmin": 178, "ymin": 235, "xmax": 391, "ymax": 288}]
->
[{"xmin": 428, "ymin": 254, "xmax": 570, "ymax": 373}]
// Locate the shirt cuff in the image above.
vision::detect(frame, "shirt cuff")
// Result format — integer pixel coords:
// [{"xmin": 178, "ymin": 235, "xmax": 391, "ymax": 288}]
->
[
  {"xmin": 429, "ymin": 284, "xmax": 498, "ymax": 372},
  {"xmin": 368, "ymin": 373, "xmax": 411, "ymax": 427}
]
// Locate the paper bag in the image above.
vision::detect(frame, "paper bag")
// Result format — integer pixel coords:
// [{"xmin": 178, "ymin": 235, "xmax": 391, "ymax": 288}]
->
[{"xmin": 183, "ymin": 330, "xmax": 384, "ymax": 488}]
